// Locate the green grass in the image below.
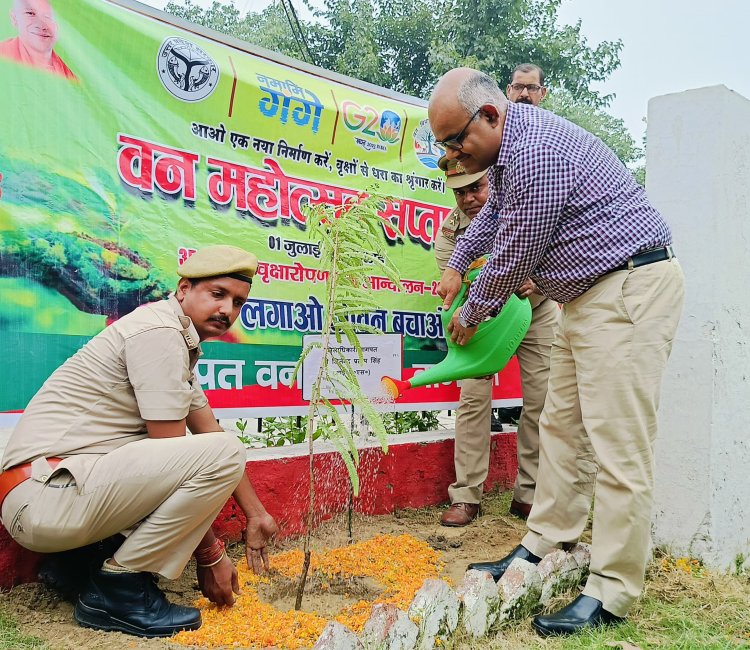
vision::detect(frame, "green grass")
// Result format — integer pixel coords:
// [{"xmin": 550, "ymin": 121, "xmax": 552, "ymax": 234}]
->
[
  {"xmin": 451, "ymin": 551, "xmax": 750, "ymax": 649},
  {"xmin": 0, "ymin": 489, "xmax": 747, "ymax": 650},
  {"xmin": 0, "ymin": 611, "xmax": 48, "ymax": 650}
]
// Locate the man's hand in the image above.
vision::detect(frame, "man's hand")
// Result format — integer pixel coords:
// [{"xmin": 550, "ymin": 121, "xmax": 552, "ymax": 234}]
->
[
  {"xmin": 515, "ymin": 278, "xmax": 537, "ymax": 299},
  {"xmin": 245, "ymin": 512, "xmax": 279, "ymax": 575},
  {"xmin": 438, "ymin": 268, "xmax": 463, "ymax": 310},
  {"xmin": 196, "ymin": 553, "xmax": 240, "ymax": 606},
  {"xmin": 448, "ymin": 310, "xmax": 478, "ymax": 346}
]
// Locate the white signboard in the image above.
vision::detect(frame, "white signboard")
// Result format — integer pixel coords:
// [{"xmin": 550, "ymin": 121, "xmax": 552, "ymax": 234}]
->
[{"xmin": 301, "ymin": 334, "xmax": 402, "ymax": 401}]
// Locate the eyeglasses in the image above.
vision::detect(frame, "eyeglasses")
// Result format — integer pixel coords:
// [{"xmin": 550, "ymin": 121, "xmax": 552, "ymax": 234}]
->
[
  {"xmin": 435, "ymin": 108, "xmax": 481, "ymax": 151},
  {"xmin": 509, "ymin": 83, "xmax": 543, "ymax": 93}
]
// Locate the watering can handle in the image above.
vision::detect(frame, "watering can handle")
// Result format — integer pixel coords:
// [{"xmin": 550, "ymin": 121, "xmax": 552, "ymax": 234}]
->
[
  {"xmin": 443, "ymin": 257, "xmax": 488, "ymax": 322},
  {"xmin": 444, "ymin": 281, "xmax": 469, "ymax": 321}
]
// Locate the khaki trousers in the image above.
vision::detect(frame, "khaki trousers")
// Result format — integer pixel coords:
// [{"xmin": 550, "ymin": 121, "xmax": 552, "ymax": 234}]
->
[
  {"xmin": 1, "ymin": 432, "xmax": 246, "ymax": 580},
  {"xmin": 448, "ymin": 376, "xmax": 493, "ymax": 504},
  {"xmin": 522, "ymin": 259, "xmax": 685, "ymax": 616},
  {"xmin": 514, "ymin": 297, "xmax": 559, "ymax": 504},
  {"xmin": 449, "ymin": 297, "xmax": 558, "ymax": 505}
]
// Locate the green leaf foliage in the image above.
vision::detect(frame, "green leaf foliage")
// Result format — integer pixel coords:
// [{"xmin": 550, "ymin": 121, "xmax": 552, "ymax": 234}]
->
[
  {"xmin": 432, "ymin": 0, "xmax": 621, "ymax": 108},
  {"xmin": 163, "ymin": 0, "xmax": 640, "ymax": 166},
  {"xmin": 164, "ymin": 0, "xmax": 619, "ymax": 104},
  {"xmin": 293, "ymin": 190, "xmax": 401, "ymax": 496}
]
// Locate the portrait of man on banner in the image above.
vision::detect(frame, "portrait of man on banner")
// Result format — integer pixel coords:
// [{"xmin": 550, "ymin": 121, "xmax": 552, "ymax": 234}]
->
[{"xmin": 0, "ymin": 0, "xmax": 77, "ymax": 80}]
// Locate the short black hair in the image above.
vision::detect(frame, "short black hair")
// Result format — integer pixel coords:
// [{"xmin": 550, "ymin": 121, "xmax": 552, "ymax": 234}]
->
[{"xmin": 510, "ymin": 63, "xmax": 545, "ymax": 86}]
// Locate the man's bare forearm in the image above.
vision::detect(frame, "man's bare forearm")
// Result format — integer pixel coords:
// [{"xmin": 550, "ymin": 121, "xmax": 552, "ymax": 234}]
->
[{"xmin": 233, "ymin": 473, "xmax": 269, "ymax": 520}]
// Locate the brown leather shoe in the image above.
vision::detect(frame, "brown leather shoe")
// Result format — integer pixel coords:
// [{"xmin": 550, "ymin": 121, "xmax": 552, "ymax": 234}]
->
[
  {"xmin": 440, "ymin": 502, "xmax": 480, "ymax": 527},
  {"xmin": 509, "ymin": 499, "xmax": 532, "ymax": 520}
]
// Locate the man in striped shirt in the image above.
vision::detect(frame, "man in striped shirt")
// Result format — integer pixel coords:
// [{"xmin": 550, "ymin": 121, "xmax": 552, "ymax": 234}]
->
[{"xmin": 428, "ymin": 68, "xmax": 684, "ymax": 636}]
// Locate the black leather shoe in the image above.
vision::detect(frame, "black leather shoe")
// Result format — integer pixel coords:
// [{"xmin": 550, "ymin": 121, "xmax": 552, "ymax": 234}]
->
[
  {"xmin": 532, "ymin": 594, "xmax": 625, "ymax": 636},
  {"xmin": 75, "ymin": 568, "xmax": 201, "ymax": 637},
  {"xmin": 39, "ymin": 535, "xmax": 125, "ymax": 602},
  {"xmin": 496, "ymin": 406, "xmax": 522, "ymax": 424},
  {"xmin": 467, "ymin": 544, "xmax": 541, "ymax": 581}
]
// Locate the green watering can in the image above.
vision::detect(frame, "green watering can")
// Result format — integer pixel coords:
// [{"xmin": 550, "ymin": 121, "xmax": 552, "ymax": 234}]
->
[{"xmin": 381, "ymin": 258, "xmax": 532, "ymax": 399}]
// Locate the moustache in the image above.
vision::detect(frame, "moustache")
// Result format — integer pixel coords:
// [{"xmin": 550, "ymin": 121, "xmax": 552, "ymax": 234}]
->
[{"xmin": 208, "ymin": 315, "xmax": 230, "ymax": 327}]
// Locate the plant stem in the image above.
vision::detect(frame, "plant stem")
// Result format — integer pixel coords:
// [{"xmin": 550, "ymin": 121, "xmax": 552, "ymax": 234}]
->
[
  {"xmin": 348, "ymin": 405, "xmax": 354, "ymax": 543},
  {"xmin": 347, "ymin": 484, "xmax": 353, "ymax": 543},
  {"xmin": 294, "ymin": 222, "xmax": 341, "ymax": 611}
]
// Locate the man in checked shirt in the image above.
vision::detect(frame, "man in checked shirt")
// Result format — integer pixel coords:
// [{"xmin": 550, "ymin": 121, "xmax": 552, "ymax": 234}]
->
[
  {"xmin": 428, "ymin": 68, "xmax": 685, "ymax": 636},
  {"xmin": 435, "ymin": 158, "xmax": 560, "ymax": 528}
]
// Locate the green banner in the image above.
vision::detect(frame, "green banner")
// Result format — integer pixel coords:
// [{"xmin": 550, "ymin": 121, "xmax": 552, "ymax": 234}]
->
[{"xmin": 0, "ymin": 0, "xmax": 483, "ymax": 416}]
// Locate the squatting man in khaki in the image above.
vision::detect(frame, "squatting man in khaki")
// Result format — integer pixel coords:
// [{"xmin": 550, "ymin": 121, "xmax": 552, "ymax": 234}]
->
[
  {"xmin": 0, "ymin": 245, "xmax": 278, "ymax": 637},
  {"xmin": 428, "ymin": 68, "xmax": 684, "ymax": 635},
  {"xmin": 435, "ymin": 154, "xmax": 558, "ymax": 527}
]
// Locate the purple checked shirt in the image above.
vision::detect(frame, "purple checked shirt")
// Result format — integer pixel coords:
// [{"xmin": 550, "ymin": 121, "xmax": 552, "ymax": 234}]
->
[{"xmin": 448, "ymin": 102, "xmax": 673, "ymax": 326}]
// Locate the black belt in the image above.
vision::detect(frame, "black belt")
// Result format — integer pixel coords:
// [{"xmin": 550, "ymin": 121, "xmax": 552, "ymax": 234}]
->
[{"xmin": 611, "ymin": 246, "xmax": 674, "ymax": 273}]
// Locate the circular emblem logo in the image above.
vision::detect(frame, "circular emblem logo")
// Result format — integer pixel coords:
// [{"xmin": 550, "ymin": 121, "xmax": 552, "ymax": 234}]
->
[
  {"xmin": 377, "ymin": 110, "xmax": 402, "ymax": 144},
  {"xmin": 156, "ymin": 37, "xmax": 219, "ymax": 103},
  {"xmin": 413, "ymin": 119, "xmax": 444, "ymax": 169}
]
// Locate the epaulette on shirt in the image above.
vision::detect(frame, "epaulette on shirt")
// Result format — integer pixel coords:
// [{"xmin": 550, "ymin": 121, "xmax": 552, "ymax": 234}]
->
[{"xmin": 440, "ymin": 207, "xmax": 472, "ymax": 243}]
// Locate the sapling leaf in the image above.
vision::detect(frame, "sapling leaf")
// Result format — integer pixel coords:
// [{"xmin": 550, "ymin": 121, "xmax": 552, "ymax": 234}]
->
[
  {"xmin": 329, "ymin": 436, "xmax": 360, "ymax": 496},
  {"xmin": 294, "ymin": 187, "xmax": 402, "ymax": 609},
  {"xmin": 292, "ymin": 341, "xmax": 323, "ymax": 382}
]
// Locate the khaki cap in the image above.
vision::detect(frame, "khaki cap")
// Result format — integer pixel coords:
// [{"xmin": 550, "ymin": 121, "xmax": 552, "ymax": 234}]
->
[
  {"xmin": 438, "ymin": 156, "xmax": 488, "ymax": 189},
  {"xmin": 178, "ymin": 245, "xmax": 259, "ymax": 284}
]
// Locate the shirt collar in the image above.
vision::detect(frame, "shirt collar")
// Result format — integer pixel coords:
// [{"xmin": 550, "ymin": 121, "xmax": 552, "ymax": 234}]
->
[
  {"xmin": 496, "ymin": 102, "xmax": 522, "ymax": 169},
  {"xmin": 167, "ymin": 294, "xmax": 202, "ymax": 354}
]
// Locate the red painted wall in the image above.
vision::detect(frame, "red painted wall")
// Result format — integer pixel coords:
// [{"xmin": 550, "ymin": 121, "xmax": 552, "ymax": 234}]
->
[{"xmin": 0, "ymin": 432, "xmax": 517, "ymax": 589}]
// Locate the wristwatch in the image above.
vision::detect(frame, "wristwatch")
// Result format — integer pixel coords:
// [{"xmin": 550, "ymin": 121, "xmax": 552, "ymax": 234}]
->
[{"xmin": 458, "ymin": 313, "xmax": 470, "ymax": 328}]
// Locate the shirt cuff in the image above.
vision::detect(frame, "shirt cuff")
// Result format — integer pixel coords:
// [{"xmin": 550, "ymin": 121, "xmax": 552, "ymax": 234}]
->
[
  {"xmin": 460, "ymin": 302, "xmax": 484, "ymax": 327},
  {"xmin": 135, "ymin": 389, "xmax": 192, "ymax": 420},
  {"xmin": 189, "ymin": 396, "xmax": 209, "ymax": 412}
]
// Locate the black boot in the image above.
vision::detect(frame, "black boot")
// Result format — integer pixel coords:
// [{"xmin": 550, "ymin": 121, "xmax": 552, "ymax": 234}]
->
[
  {"xmin": 467, "ymin": 544, "xmax": 541, "ymax": 581},
  {"xmin": 38, "ymin": 535, "xmax": 125, "ymax": 602},
  {"xmin": 532, "ymin": 594, "xmax": 625, "ymax": 636},
  {"xmin": 496, "ymin": 406, "xmax": 522, "ymax": 424},
  {"xmin": 75, "ymin": 567, "xmax": 201, "ymax": 637}
]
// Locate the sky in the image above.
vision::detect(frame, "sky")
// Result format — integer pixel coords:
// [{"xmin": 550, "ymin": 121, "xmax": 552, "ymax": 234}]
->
[{"xmin": 140, "ymin": 0, "xmax": 750, "ymax": 142}]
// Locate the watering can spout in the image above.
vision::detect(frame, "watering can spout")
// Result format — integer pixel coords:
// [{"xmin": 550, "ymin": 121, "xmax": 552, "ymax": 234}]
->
[
  {"xmin": 381, "ymin": 376, "xmax": 411, "ymax": 400},
  {"xmin": 381, "ymin": 258, "xmax": 532, "ymax": 399}
]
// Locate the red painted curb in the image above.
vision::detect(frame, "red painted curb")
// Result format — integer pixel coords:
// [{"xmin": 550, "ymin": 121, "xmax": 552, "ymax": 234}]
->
[{"xmin": 0, "ymin": 432, "xmax": 517, "ymax": 589}]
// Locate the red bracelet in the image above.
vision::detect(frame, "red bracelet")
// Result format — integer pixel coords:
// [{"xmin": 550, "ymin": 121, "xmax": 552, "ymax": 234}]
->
[
  {"xmin": 194, "ymin": 538, "xmax": 225, "ymax": 566},
  {"xmin": 195, "ymin": 538, "xmax": 224, "ymax": 560},
  {"xmin": 197, "ymin": 550, "xmax": 226, "ymax": 568}
]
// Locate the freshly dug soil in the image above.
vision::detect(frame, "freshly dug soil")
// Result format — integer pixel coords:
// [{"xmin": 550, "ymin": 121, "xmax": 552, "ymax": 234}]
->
[{"xmin": 0, "ymin": 490, "xmax": 525, "ymax": 650}]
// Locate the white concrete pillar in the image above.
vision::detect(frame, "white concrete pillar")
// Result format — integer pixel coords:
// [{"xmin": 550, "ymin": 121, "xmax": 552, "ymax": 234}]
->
[{"xmin": 647, "ymin": 85, "xmax": 750, "ymax": 571}]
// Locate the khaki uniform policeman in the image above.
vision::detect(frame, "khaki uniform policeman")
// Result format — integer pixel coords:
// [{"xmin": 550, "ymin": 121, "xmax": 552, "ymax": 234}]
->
[
  {"xmin": 0, "ymin": 245, "xmax": 276, "ymax": 638},
  {"xmin": 435, "ymin": 158, "xmax": 560, "ymax": 526}
]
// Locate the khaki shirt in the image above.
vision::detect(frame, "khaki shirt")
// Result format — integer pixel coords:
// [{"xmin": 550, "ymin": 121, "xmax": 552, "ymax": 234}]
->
[
  {"xmin": 434, "ymin": 207, "xmax": 472, "ymax": 273},
  {"xmin": 2, "ymin": 295, "xmax": 207, "ymax": 484},
  {"xmin": 435, "ymin": 206, "xmax": 545, "ymax": 309}
]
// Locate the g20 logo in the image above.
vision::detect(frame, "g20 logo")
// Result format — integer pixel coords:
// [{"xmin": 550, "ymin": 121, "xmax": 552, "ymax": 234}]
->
[{"xmin": 342, "ymin": 101, "xmax": 402, "ymax": 145}]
